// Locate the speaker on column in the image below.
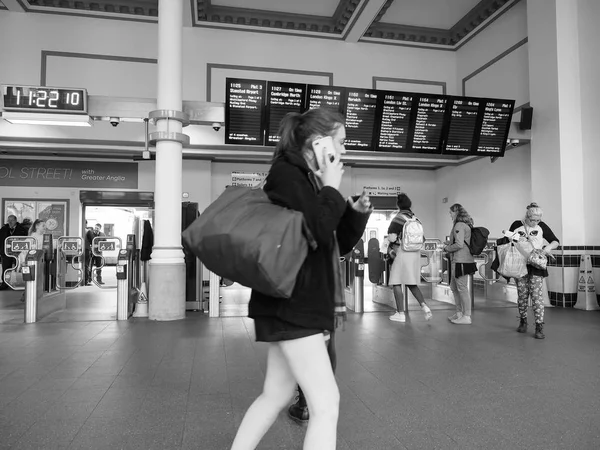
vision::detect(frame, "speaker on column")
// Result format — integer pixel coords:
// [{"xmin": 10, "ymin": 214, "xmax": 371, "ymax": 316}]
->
[{"xmin": 519, "ymin": 106, "xmax": 533, "ymax": 130}]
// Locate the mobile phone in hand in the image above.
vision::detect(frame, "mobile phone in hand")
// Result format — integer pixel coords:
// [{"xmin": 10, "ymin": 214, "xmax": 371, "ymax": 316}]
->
[{"xmin": 312, "ymin": 136, "xmax": 336, "ymax": 171}]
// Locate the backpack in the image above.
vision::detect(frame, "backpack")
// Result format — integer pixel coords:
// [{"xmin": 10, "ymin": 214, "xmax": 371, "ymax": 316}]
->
[
  {"xmin": 401, "ymin": 214, "xmax": 424, "ymax": 252},
  {"xmin": 467, "ymin": 226, "xmax": 490, "ymax": 255}
]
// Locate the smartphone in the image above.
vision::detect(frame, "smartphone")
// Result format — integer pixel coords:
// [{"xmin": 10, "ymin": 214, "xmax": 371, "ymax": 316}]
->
[{"xmin": 312, "ymin": 136, "xmax": 336, "ymax": 170}]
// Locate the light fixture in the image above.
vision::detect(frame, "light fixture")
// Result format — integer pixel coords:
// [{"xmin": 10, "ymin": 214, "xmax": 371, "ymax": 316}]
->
[{"xmin": 1, "ymin": 111, "xmax": 92, "ymax": 127}]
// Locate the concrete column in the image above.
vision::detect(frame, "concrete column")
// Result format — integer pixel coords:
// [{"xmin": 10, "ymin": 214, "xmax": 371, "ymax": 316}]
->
[
  {"xmin": 527, "ymin": 0, "xmax": 585, "ymax": 245},
  {"xmin": 149, "ymin": 0, "xmax": 186, "ymax": 321}
]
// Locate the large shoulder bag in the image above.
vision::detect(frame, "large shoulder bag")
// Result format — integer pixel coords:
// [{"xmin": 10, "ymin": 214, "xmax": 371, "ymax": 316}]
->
[{"xmin": 182, "ymin": 185, "xmax": 317, "ymax": 299}]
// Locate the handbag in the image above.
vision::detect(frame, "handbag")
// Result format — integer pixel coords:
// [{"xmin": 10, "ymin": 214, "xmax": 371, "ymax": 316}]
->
[
  {"xmin": 182, "ymin": 185, "xmax": 317, "ymax": 299},
  {"xmin": 496, "ymin": 242, "xmax": 528, "ymax": 279},
  {"xmin": 527, "ymin": 248, "xmax": 549, "ymax": 270}
]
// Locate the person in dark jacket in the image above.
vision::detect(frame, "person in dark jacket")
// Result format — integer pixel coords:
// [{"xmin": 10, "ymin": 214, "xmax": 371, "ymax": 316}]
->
[
  {"xmin": 231, "ymin": 109, "xmax": 372, "ymax": 450},
  {"xmin": 0, "ymin": 215, "xmax": 28, "ymax": 290}
]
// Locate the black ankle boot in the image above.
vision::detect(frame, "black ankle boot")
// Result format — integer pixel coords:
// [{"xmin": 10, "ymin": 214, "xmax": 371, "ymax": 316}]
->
[
  {"xmin": 516, "ymin": 318, "xmax": 527, "ymax": 333},
  {"xmin": 534, "ymin": 323, "xmax": 545, "ymax": 339},
  {"xmin": 288, "ymin": 397, "xmax": 309, "ymax": 423}
]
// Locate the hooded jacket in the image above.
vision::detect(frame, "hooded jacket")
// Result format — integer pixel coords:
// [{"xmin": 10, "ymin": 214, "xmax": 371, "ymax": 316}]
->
[{"xmin": 248, "ymin": 150, "xmax": 370, "ymax": 332}]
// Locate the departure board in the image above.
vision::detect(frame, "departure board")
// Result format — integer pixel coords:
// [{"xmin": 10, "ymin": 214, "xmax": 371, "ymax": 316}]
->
[
  {"xmin": 224, "ymin": 78, "xmax": 266, "ymax": 145},
  {"xmin": 443, "ymin": 97, "xmax": 481, "ymax": 155},
  {"xmin": 376, "ymin": 92, "xmax": 416, "ymax": 152},
  {"xmin": 411, "ymin": 95, "xmax": 448, "ymax": 153},
  {"xmin": 476, "ymin": 100, "xmax": 515, "ymax": 155},
  {"xmin": 306, "ymin": 85, "xmax": 344, "ymax": 113},
  {"xmin": 265, "ymin": 81, "xmax": 306, "ymax": 146},
  {"xmin": 344, "ymin": 88, "xmax": 379, "ymax": 150}
]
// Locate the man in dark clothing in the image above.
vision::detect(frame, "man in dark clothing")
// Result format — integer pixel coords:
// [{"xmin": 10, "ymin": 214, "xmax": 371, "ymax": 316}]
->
[
  {"xmin": 0, "ymin": 215, "xmax": 28, "ymax": 290},
  {"xmin": 85, "ymin": 222, "xmax": 105, "ymax": 285}
]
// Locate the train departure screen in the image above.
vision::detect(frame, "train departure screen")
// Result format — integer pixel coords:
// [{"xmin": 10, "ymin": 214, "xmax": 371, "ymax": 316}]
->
[
  {"xmin": 411, "ymin": 95, "xmax": 447, "ymax": 153},
  {"xmin": 344, "ymin": 88, "xmax": 378, "ymax": 150},
  {"xmin": 265, "ymin": 81, "xmax": 306, "ymax": 146},
  {"xmin": 476, "ymin": 100, "xmax": 515, "ymax": 155},
  {"xmin": 443, "ymin": 98, "xmax": 481, "ymax": 154},
  {"xmin": 376, "ymin": 92, "xmax": 416, "ymax": 152},
  {"xmin": 225, "ymin": 78, "xmax": 266, "ymax": 145},
  {"xmin": 306, "ymin": 85, "xmax": 344, "ymax": 113}
]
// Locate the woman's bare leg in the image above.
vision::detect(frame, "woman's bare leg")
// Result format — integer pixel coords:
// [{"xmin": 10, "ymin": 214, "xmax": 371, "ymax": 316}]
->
[
  {"xmin": 280, "ymin": 334, "xmax": 340, "ymax": 450},
  {"xmin": 231, "ymin": 344, "xmax": 297, "ymax": 450}
]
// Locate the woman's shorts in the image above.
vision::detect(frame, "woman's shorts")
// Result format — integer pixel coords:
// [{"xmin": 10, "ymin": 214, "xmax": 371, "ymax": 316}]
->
[{"xmin": 254, "ymin": 316, "xmax": 323, "ymax": 342}]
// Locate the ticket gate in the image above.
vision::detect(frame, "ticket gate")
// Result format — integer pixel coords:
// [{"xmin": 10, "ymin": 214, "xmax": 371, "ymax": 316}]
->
[
  {"xmin": 42, "ymin": 233, "xmax": 56, "ymax": 292},
  {"xmin": 344, "ymin": 240, "xmax": 365, "ymax": 313},
  {"xmin": 91, "ymin": 236, "xmax": 122, "ymax": 289},
  {"xmin": 23, "ymin": 250, "xmax": 45, "ymax": 323},
  {"xmin": 3, "ymin": 236, "xmax": 38, "ymax": 290},
  {"xmin": 56, "ymin": 236, "xmax": 84, "ymax": 289}
]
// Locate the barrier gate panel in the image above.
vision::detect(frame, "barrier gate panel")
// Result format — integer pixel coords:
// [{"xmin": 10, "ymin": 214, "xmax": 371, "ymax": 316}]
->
[
  {"xmin": 91, "ymin": 236, "xmax": 122, "ymax": 289},
  {"xmin": 3, "ymin": 236, "xmax": 38, "ymax": 291},
  {"xmin": 57, "ymin": 237, "xmax": 84, "ymax": 289}
]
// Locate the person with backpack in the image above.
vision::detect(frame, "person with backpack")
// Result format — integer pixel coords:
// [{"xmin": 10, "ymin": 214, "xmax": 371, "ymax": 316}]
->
[
  {"xmin": 231, "ymin": 108, "xmax": 372, "ymax": 450},
  {"xmin": 443, "ymin": 204, "xmax": 478, "ymax": 325},
  {"xmin": 386, "ymin": 193, "xmax": 432, "ymax": 323}
]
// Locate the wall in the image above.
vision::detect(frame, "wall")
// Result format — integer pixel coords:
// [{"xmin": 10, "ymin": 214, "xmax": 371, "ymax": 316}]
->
[
  {"xmin": 578, "ymin": 0, "xmax": 600, "ymax": 243},
  {"xmin": 434, "ymin": 147, "xmax": 531, "ymax": 240}
]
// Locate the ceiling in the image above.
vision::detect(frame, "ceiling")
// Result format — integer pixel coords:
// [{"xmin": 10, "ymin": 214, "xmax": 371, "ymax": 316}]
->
[{"xmin": 4, "ymin": 0, "xmax": 521, "ymax": 50}]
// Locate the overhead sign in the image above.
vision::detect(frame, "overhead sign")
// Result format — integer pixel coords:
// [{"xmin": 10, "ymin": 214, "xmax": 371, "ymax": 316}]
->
[
  {"xmin": 231, "ymin": 171, "xmax": 267, "ymax": 188},
  {"xmin": 362, "ymin": 185, "xmax": 402, "ymax": 197},
  {"xmin": 0, "ymin": 160, "xmax": 138, "ymax": 188}
]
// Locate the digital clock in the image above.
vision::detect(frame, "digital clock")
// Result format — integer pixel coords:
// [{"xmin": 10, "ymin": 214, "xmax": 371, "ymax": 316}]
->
[{"xmin": 1, "ymin": 85, "xmax": 88, "ymax": 114}]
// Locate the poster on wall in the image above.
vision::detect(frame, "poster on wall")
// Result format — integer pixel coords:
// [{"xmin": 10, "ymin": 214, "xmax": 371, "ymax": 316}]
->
[{"xmin": 3, "ymin": 199, "xmax": 69, "ymax": 238}]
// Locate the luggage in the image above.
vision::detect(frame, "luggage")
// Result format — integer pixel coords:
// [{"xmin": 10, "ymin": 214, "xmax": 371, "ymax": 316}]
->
[{"xmin": 182, "ymin": 185, "xmax": 317, "ymax": 299}]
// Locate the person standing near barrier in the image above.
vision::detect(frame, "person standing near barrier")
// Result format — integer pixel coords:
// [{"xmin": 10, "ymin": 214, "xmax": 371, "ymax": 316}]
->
[
  {"xmin": 231, "ymin": 108, "xmax": 372, "ymax": 450},
  {"xmin": 508, "ymin": 203, "xmax": 559, "ymax": 339},
  {"xmin": 387, "ymin": 193, "xmax": 432, "ymax": 323},
  {"xmin": 444, "ymin": 204, "xmax": 477, "ymax": 325},
  {"xmin": 0, "ymin": 215, "xmax": 28, "ymax": 290}
]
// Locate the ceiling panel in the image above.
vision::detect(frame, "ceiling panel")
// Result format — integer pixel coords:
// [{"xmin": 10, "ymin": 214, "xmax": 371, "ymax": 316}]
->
[
  {"xmin": 212, "ymin": 0, "xmax": 340, "ymax": 17},
  {"xmin": 382, "ymin": 0, "xmax": 481, "ymax": 29}
]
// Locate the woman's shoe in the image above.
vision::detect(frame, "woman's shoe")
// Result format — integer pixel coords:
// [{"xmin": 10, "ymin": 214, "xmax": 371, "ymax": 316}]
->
[
  {"xmin": 422, "ymin": 304, "xmax": 432, "ymax": 321},
  {"xmin": 288, "ymin": 398, "xmax": 309, "ymax": 424},
  {"xmin": 448, "ymin": 312, "xmax": 462, "ymax": 322},
  {"xmin": 451, "ymin": 315, "xmax": 472, "ymax": 325},
  {"xmin": 389, "ymin": 312, "xmax": 406, "ymax": 323}
]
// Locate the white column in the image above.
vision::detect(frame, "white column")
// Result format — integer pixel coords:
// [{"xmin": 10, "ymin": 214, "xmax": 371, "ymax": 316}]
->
[
  {"xmin": 527, "ymin": 0, "xmax": 585, "ymax": 245},
  {"xmin": 149, "ymin": 0, "xmax": 186, "ymax": 321}
]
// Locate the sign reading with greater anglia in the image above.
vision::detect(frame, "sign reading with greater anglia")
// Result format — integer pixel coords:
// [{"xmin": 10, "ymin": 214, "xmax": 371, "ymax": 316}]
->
[{"xmin": 0, "ymin": 160, "xmax": 138, "ymax": 188}]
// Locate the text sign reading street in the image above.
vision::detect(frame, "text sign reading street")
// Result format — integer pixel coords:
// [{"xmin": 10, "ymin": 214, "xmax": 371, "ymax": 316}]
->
[{"xmin": 0, "ymin": 159, "xmax": 137, "ymax": 188}]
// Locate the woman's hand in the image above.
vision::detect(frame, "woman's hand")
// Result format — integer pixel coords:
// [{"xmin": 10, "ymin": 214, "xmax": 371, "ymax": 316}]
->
[
  {"xmin": 349, "ymin": 190, "xmax": 372, "ymax": 213},
  {"xmin": 317, "ymin": 152, "xmax": 344, "ymax": 190}
]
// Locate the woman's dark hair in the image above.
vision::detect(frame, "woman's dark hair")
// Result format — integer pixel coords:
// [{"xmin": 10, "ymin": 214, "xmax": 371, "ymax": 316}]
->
[
  {"xmin": 396, "ymin": 193, "xmax": 412, "ymax": 210},
  {"xmin": 273, "ymin": 108, "xmax": 345, "ymax": 158},
  {"xmin": 29, "ymin": 219, "xmax": 45, "ymax": 235},
  {"xmin": 450, "ymin": 203, "xmax": 474, "ymax": 227}
]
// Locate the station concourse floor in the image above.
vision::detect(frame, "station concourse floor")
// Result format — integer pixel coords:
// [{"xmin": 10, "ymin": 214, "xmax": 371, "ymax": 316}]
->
[{"xmin": 1, "ymin": 298, "xmax": 599, "ymax": 450}]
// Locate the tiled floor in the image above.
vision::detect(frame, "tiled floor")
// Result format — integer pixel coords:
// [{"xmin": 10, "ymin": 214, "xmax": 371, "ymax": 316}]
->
[{"xmin": 1, "ymin": 304, "xmax": 599, "ymax": 449}]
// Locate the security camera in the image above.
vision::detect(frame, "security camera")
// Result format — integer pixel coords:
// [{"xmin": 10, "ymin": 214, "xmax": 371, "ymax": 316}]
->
[
  {"xmin": 510, "ymin": 139, "xmax": 520, "ymax": 147},
  {"xmin": 109, "ymin": 117, "xmax": 120, "ymax": 127},
  {"xmin": 212, "ymin": 122, "xmax": 221, "ymax": 132}
]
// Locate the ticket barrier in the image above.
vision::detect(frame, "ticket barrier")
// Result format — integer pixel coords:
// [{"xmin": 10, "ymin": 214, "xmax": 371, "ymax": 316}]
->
[
  {"xmin": 344, "ymin": 244, "xmax": 365, "ymax": 313},
  {"xmin": 23, "ymin": 250, "xmax": 45, "ymax": 323},
  {"xmin": 3, "ymin": 237, "xmax": 38, "ymax": 291},
  {"xmin": 116, "ymin": 249, "xmax": 130, "ymax": 320},
  {"xmin": 42, "ymin": 233, "xmax": 56, "ymax": 292},
  {"xmin": 91, "ymin": 236, "xmax": 121, "ymax": 289},
  {"xmin": 56, "ymin": 237, "xmax": 84, "ymax": 289}
]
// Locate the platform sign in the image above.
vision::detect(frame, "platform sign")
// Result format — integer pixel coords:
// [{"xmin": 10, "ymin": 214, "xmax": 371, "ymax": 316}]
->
[
  {"xmin": 10, "ymin": 240, "xmax": 31, "ymax": 252},
  {"xmin": 97, "ymin": 241, "xmax": 116, "ymax": 252}
]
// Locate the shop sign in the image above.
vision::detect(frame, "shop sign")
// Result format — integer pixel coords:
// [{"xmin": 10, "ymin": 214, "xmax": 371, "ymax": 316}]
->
[{"xmin": 0, "ymin": 159, "xmax": 138, "ymax": 189}]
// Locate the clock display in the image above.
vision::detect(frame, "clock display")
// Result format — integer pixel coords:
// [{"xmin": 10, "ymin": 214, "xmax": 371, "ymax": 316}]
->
[{"xmin": 2, "ymin": 85, "xmax": 88, "ymax": 113}]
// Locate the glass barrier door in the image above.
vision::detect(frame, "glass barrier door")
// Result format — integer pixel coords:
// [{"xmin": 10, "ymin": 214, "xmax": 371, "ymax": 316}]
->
[
  {"xmin": 56, "ymin": 237, "xmax": 84, "ymax": 289},
  {"xmin": 3, "ymin": 237, "xmax": 37, "ymax": 291}
]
